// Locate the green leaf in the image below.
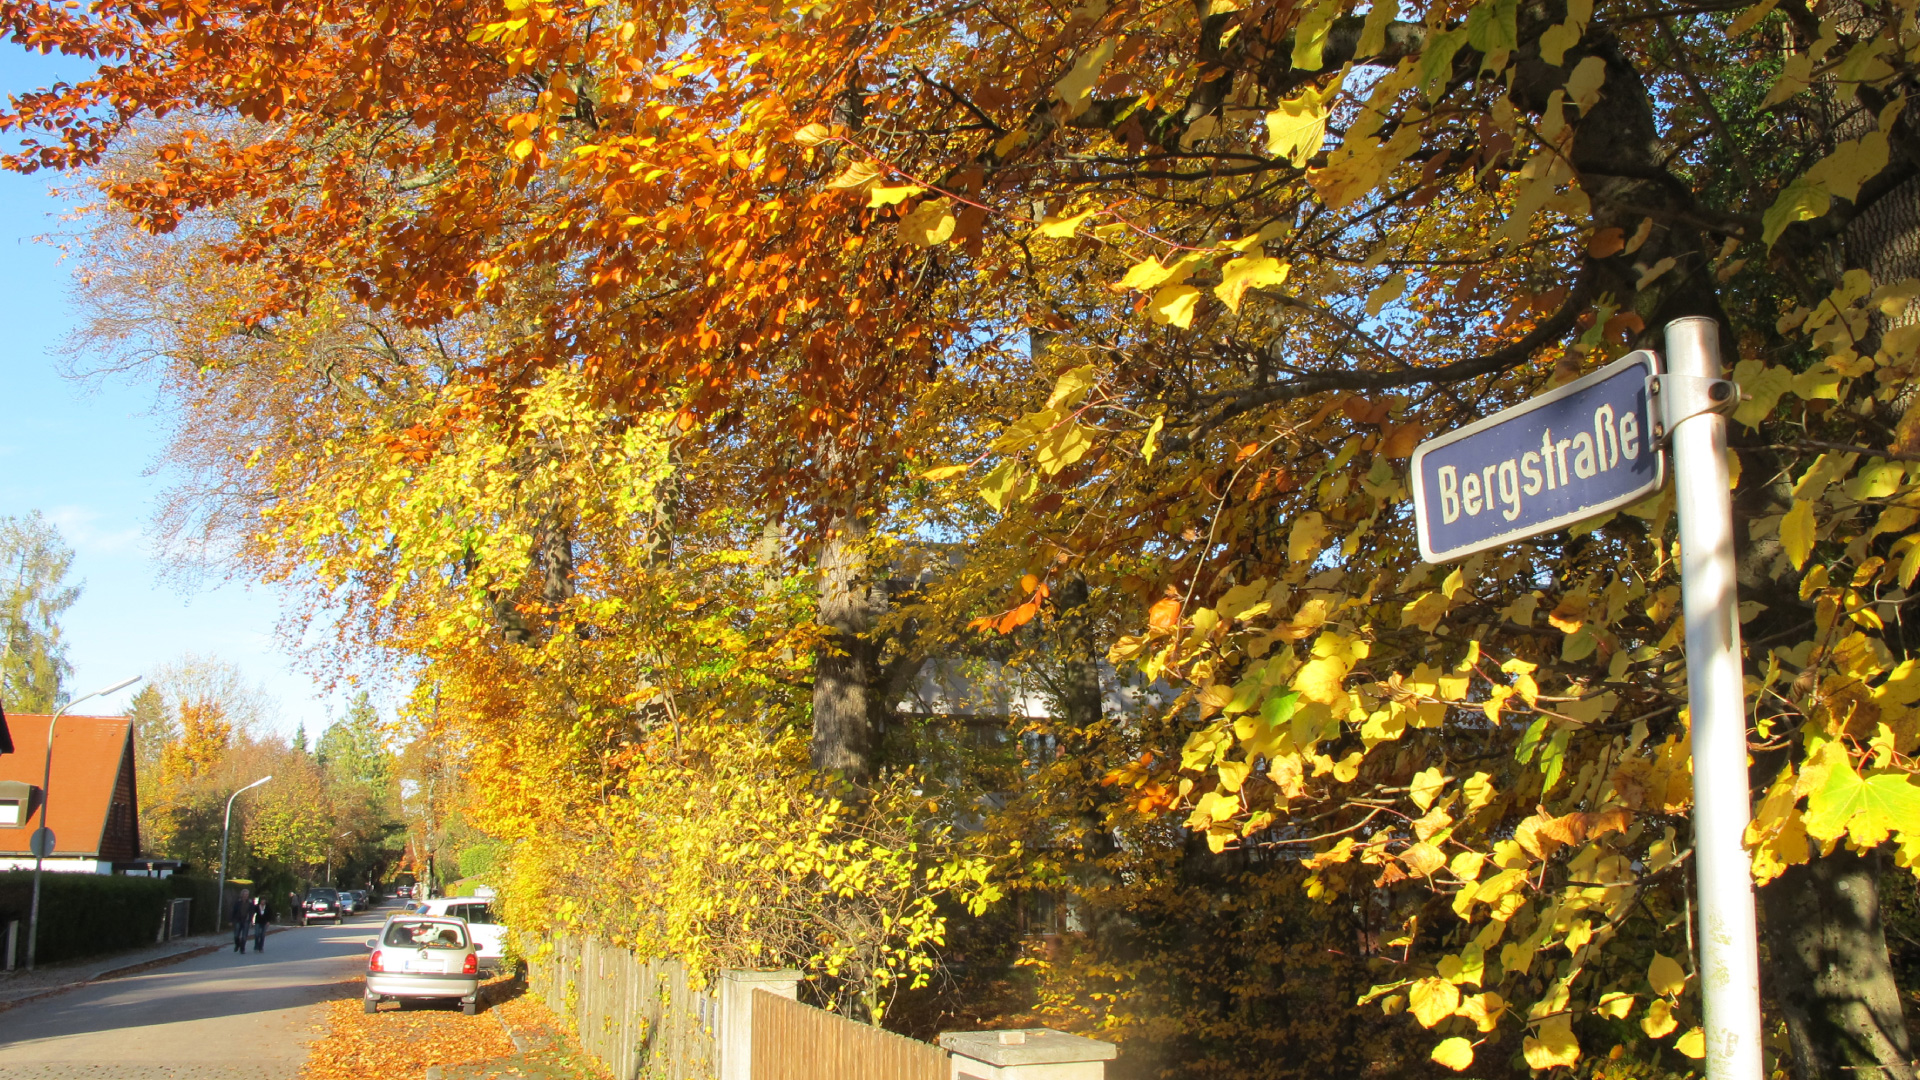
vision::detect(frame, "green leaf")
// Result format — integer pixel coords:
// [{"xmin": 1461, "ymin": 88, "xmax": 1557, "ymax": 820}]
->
[
  {"xmin": 1464, "ymin": 0, "xmax": 1518, "ymax": 56},
  {"xmin": 1763, "ymin": 176, "xmax": 1830, "ymax": 247},
  {"xmin": 1418, "ymin": 29, "xmax": 1468, "ymax": 99},
  {"xmin": 1804, "ymin": 742, "xmax": 1920, "ymax": 848}
]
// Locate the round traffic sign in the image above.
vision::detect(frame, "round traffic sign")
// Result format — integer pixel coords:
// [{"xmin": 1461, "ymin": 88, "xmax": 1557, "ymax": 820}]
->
[{"xmin": 28, "ymin": 827, "xmax": 55, "ymax": 857}]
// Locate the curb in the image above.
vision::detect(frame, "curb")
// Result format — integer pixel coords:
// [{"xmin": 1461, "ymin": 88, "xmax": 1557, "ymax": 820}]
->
[
  {"xmin": 495, "ymin": 1005, "xmax": 529, "ymax": 1053},
  {"xmin": 0, "ymin": 924, "xmax": 295, "ymax": 1014}
]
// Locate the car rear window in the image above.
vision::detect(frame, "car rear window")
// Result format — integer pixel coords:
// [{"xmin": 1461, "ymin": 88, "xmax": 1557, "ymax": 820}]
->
[
  {"xmin": 307, "ymin": 890, "xmax": 338, "ymax": 901},
  {"xmin": 383, "ymin": 919, "xmax": 468, "ymax": 949}
]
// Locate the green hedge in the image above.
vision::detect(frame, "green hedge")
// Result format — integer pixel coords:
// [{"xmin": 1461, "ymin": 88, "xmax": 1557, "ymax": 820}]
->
[{"xmin": 0, "ymin": 871, "xmax": 172, "ymax": 965}]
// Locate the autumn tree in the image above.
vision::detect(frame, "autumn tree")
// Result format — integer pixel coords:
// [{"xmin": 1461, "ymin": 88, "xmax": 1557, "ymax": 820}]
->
[
  {"xmin": 0, "ymin": 511, "xmax": 80, "ymax": 712},
  {"xmin": 19, "ymin": 0, "xmax": 1920, "ymax": 1074}
]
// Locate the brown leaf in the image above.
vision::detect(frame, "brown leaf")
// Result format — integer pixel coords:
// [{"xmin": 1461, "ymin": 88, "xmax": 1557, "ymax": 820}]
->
[{"xmin": 1588, "ymin": 227, "xmax": 1626, "ymax": 258}]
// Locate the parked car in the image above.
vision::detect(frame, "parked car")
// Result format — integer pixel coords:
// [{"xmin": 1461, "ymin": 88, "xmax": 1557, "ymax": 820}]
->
[
  {"xmin": 395, "ymin": 885, "xmax": 413, "ymax": 899},
  {"xmin": 364, "ymin": 915, "xmax": 480, "ymax": 1014},
  {"xmin": 303, "ymin": 888, "xmax": 344, "ymax": 925},
  {"xmin": 339, "ymin": 892, "xmax": 360, "ymax": 915},
  {"xmin": 410, "ymin": 897, "xmax": 506, "ymax": 965}
]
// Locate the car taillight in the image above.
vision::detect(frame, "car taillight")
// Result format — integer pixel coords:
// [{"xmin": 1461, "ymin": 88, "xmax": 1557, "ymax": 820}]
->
[
  {"xmin": 369, "ymin": 950, "xmax": 385, "ymax": 973},
  {"xmin": 462, "ymin": 953, "xmax": 478, "ymax": 975}
]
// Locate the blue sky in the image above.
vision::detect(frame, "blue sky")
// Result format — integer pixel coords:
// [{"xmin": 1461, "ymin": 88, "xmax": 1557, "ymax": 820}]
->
[{"xmin": 0, "ymin": 44, "xmax": 342, "ymax": 737}]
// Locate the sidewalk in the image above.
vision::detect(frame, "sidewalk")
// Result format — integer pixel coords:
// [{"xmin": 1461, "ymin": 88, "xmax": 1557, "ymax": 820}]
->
[{"xmin": 0, "ymin": 923, "xmax": 294, "ymax": 1009}]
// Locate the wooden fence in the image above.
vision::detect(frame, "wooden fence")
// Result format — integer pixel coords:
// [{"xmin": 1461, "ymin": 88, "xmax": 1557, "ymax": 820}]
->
[
  {"xmin": 531, "ymin": 935, "xmax": 717, "ymax": 1080},
  {"xmin": 750, "ymin": 990, "xmax": 948, "ymax": 1080}
]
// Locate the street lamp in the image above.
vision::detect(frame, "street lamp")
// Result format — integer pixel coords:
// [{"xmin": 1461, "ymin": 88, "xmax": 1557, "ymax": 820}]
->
[
  {"xmin": 324, "ymin": 830, "xmax": 351, "ymax": 888},
  {"xmin": 26, "ymin": 675, "xmax": 142, "ymax": 970},
  {"xmin": 214, "ymin": 775, "xmax": 273, "ymax": 932}
]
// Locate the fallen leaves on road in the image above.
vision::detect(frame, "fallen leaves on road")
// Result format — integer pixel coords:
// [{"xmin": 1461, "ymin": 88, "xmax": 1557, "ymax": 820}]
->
[{"xmin": 299, "ymin": 977, "xmax": 514, "ymax": 1080}]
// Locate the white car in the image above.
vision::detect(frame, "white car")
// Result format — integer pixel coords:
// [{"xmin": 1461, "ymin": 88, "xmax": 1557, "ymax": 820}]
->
[{"xmin": 409, "ymin": 897, "xmax": 506, "ymax": 964}]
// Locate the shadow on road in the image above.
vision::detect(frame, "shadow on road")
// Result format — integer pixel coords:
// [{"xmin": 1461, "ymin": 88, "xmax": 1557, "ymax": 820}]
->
[{"xmin": 0, "ymin": 917, "xmax": 383, "ymax": 1051}]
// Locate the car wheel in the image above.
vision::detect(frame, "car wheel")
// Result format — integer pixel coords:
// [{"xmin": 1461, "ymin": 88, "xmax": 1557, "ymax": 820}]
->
[{"xmin": 364, "ymin": 996, "xmax": 379, "ymax": 1014}]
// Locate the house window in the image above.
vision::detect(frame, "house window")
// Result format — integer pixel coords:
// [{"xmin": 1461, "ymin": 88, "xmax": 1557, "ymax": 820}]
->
[{"xmin": 0, "ymin": 799, "xmax": 19, "ymax": 826}]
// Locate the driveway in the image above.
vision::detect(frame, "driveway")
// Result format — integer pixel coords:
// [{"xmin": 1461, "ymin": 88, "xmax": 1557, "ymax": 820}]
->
[{"xmin": 0, "ymin": 907, "xmax": 383, "ymax": 1080}]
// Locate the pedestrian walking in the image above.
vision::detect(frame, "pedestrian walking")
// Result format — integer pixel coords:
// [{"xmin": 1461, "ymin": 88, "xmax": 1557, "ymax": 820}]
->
[
  {"xmin": 252, "ymin": 896, "xmax": 272, "ymax": 952},
  {"xmin": 229, "ymin": 889, "xmax": 252, "ymax": 953}
]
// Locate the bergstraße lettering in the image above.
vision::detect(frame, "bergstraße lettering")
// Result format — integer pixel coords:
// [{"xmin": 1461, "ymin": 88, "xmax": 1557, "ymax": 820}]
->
[{"xmin": 1411, "ymin": 351, "xmax": 1663, "ymax": 563}]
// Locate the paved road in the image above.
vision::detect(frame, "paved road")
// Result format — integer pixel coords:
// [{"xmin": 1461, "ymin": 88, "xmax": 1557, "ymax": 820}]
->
[{"xmin": 0, "ymin": 905, "xmax": 386, "ymax": 1080}]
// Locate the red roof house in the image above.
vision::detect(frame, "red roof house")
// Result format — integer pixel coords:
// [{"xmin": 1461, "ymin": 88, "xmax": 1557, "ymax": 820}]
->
[{"xmin": 0, "ymin": 714, "xmax": 151, "ymax": 874}]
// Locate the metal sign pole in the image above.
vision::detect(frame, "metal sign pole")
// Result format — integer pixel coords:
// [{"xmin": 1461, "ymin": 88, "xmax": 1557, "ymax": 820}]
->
[{"xmin": 1662, "ymin": 316, "xmax": 1763, "ymax": 1080}]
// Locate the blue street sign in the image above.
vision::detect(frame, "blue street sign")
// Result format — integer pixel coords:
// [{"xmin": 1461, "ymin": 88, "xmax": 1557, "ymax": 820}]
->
[{"xmin": 1411, "ymin": 351, "xmax": 1663, "ymax": 563}]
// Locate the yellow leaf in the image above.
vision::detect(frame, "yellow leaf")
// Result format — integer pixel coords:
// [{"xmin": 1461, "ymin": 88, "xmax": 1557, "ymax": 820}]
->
[
  {"xmin": 1265, "ymin": 82, "xmax": 1338, "ymax": 166},
  {"xmin": 1355, "ymin": 0, "xmax": 1398, "ymax": 57},
  {"xmin": 1641, "ymin": 997, "xmax": 1678, "ymax": 1038},
  {"xmin": 978, "ymin": 460, "xmax": 1022, "ymax": 512},
  {"xmin": 1410, "ymin": 767, "xmax": 1447, "ymax": 811},
  {"xmin": 1792, "ymin": 362, "xmax": 1842, "ymax": 400},
  {"xmin": 1806, "ymin": 131, "xmax": 1889, "ymax": 203},
  {"xmin": 1365, "ymin": 272, "xmax": 1408, "ymax": 316},
  {"xmin": 922, "ymin": 463, "xmax": 970, "ymax": 481},
  {"xmin": 1294, "ymin": 657, "xmax": 1349, "ymax": 704},
  {"xmin": 1675, "ymin": 1027, "xmax": 1706, "ymax": 1058},
  {"xmin": 791, "ymin": 122, "xmax": 833, "ymax": 146},
  {"xmin": 1035, "ymin": 423, "xmax": 1094, "ymax": 476},
  {"xmin": 1291, "ymin": 0, "xmax": 1342, "ymax": 69},
  {"xmin": 1459, "ymin": 991, "xmax": 1505, "ymax": 1031},
  {"xmin": 1565, "ymin": 55, "xmax": 1607, "ymax": 109},
  {"xmin": 1523, "ymin": 1014, "xmax": 1581, "ymax": 1069},
  {"xmin": 1430, "ymin": 1037, "xmax": 1474, "ymax": 1072},
  {"xmin": 1400, "ymin": 841, "xmax": 1447, "ymax": 877},
  {"xmin": 1149, "ymin": 284, "xmax": 1201, "ymax": 327},
  {"xmin": 1782, "ymin": 499, "xmax": 1816, "ymax": 570},
  {"xmin": 1408, "ymin": 977, "xmax": 1460, "ymax": 1028},
  {"xmin": 1046, "ymin": 364, "xmax": 1098, "ymax": 409},
  {"xmin": 899, "ymin": 198, "xmax": 957, "ymax": 246},
  {"xmin": 1730, "ymin": 360, "xmax": 1793, "ymax": 429},
  {"xmin": 1332, "ymin": 750, "xmax": 1364, "ymax": 782},
  {"xmin": 1597, "ymin": 991, "xmax": 1635, "ymax": 1019},
  {"xmin": 1036, "ymin": 208, "xmax": 1098, "ymax": 238},
  {"xmin": 868, "ymin": 183, "xmax": 925, "ymax": 207},
  {"xmin": 1402, "ymin": 591, "xmax": 1450, "ymax": 632},
  {"xmin": 1055, "ymin": 38, "xmax": 1118, "ymax": 117},
  {"xmin": 1449, "ymin": 851, "xmax": 1485, "ymax": 882},
  {"xmin": 1648, "ymin": 952, "xmax": 1688, "ymax": 997},
  {"xmin": 1289, "ymin": 512, "xmax": 1328, "ymax": 563},
  {"xmin": 1215, "ymin": 256, "xmax": 1291, "ymax": 313},
  {"xmin": 1141, "ymin": 415, "xmax": 1166, "ymax": 463},
  {"xmin": 1727, "ymin": 0, "xmax": 1780, "ymax": 37},
  {"xmin": 826, "ymin": 159, "xmax": 883, "ymax": 189}
]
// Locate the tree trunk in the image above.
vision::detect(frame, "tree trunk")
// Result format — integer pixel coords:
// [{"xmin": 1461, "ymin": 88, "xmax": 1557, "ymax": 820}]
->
[
  {"xmin": 1052, "ymin": 573, "xmax": 1104, "ymax": 732},
  {"xmin": 811, "ymin": 511, "xmax": 884, "ymax": 781},
  {"xmin": 1762, "ymin": 847, "xmax": 1916, "ymax": 1080}
]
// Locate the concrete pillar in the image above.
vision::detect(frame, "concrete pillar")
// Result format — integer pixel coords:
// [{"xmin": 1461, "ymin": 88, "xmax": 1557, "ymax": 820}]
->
[
  {"xmin": 939, "ymin": 1029, "xmax": 1116, "ymax": 1080},
  {"xmin": 715, "ymin": 968, "xmax": 801, "ymax": 1080}
]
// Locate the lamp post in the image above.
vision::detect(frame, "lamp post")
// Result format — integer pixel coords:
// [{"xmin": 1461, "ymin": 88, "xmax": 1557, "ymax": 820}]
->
[
  {"xmin": 214, "ymin": 775, "xmax": 273, "ymax": 932},
  {"xmin": 324, "ymin": 830, "xmax": 351, "ymax": 889},
  {"xmin": 26, "ymin": 676, "xmax": 141, "ymax": 970}
]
